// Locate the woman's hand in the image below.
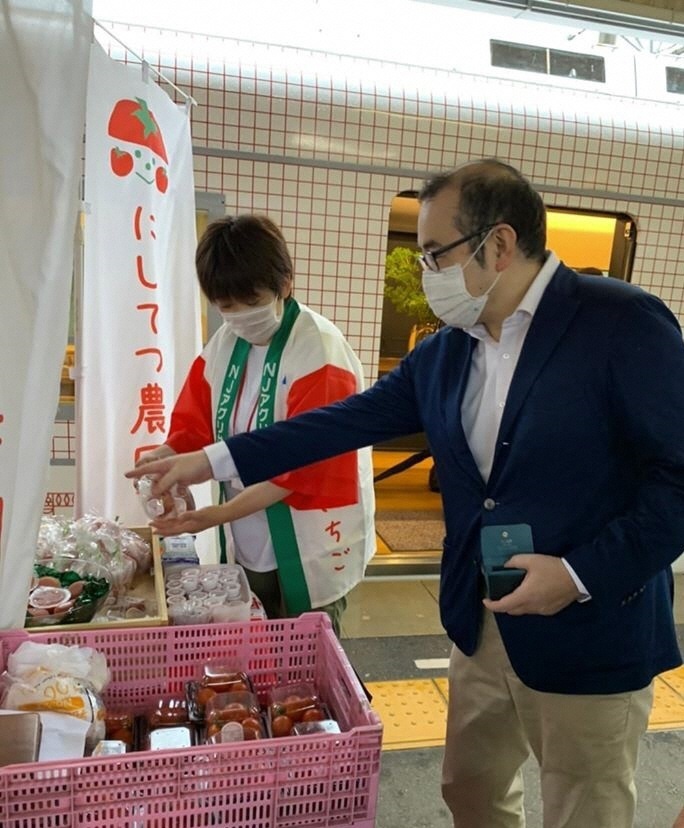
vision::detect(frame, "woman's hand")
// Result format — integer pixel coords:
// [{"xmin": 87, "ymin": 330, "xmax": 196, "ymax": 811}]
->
[
  {"xmin": 149, "ymin": 505, "xmax": 229, "ymax": 535},
  {"xmin": 145, "ymin": 480, "xmax": 292, "ymax": 535}
]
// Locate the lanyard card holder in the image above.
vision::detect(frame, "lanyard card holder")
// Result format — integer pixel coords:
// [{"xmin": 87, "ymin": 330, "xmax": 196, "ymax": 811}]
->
[{"xmin": 480, "ymin": 524, "xmax": 533, "ymax": 600}]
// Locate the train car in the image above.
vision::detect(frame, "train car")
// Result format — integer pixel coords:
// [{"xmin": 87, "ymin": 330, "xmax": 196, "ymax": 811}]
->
[{"xmin": 51, "ymin": 10, "xmax": 684, "ymax": 577}]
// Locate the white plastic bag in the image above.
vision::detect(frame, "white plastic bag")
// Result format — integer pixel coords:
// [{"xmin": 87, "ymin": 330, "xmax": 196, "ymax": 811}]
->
[{"xmin": 6, "ymin": 641, "xmax": 110, "ymax": 691}]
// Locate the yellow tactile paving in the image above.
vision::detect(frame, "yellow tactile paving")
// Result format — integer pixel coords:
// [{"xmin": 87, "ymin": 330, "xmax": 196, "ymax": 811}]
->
[
  {"xmin": 369, "ymin": 667, "xmax": 684, "ymax": 751},
  {"xmin": 649, "ymin": 666, "xmax": 684, "ymax": 731},
  {"xmin": 366, "ymin": 680, "xmax": 447, "ymax": 750},
  {"xmin": 660, "ymin": 665, "xmax": 684, "ymax": 697},
  {"xmin": 433, "ymin": 677, "xmax": 449, "ymax": 705}
]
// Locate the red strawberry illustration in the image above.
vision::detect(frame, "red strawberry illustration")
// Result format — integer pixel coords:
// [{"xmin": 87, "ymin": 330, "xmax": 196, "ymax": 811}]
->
[
  {"xmin": 108, "ymin": 98, "xmax": 168, "ymax": 162},
  {"xmin": 110, "ymin": 147, "xmax": 134, "ymax": 177},
  {"xmin": 155, "ymin": 166, "xmax": 169, "ymax": 194}
]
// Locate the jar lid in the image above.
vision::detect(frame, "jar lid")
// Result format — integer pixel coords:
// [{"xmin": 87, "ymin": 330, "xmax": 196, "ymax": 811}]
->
[
  {"xmin": 28, "ymin": 585, "xmax": 72, "ymax": 609},
  {"xmin": 225, "ymin": 582, "xmax": 242, "ymax": 600}
]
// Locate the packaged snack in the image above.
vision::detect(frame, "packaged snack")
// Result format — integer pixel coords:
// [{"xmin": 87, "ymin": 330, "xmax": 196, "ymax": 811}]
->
[
  {"xmin": 146, "ymin": 725, "xmax": 194, "ymax": 751},
  {"xmin": 104, "ymin": 712, "xmax": 134, "ymax": 746},
  {"xmin": 270, "ymin": 713, "xmax": 295, "ymax": 738},
  {"xmin": 205, "ymin": 691, "xmax": 260, "ymax": 725},
  {"xmin": 201, "ymin": 663, "xmax": 251, "ymax": 693},
  {"xmin": 1, "ymin": 641, "xmax": 109, "ymax": 753},
  {"xmin": 186, "ymin": 681, "xmax": 213, "ymax": 721},
  {"xmin": 205, "ymin": 715, "xmax": 265, "ymax": 742},
  {"xmin": 25, "ymin": 559, "xmax": 110, "ymax": 626},
  {"xmin": 205, "ymin": 721, "xmax": 244, "ymax": 743},
  {"xmin": 135, "ymin": 476, "xmax": 187, "ymax": 520},
  {"xmin": 147, "ymin": 696, "xmax": 188, "ymax": 727},
  {"xmin": 159, "ymin": 535, "xmax": 200, "ymax": 573},
  {"xmin": 292, "ymin": 719, "xmax": 341, "ymax": 736},
  {"xmin": 186, "ymin": 669, "xmax": 252, "ymax": 721},
  {"xmin": 164, "ymin": 564, "xmax": 251, "ymax": 625},
  {"xmin": 92, "ymin": 739, "xmax": 128, "ymax": 756},
  {"xmin": 268, "ymin": 682, "xmax": 319, "ymax": 723}
]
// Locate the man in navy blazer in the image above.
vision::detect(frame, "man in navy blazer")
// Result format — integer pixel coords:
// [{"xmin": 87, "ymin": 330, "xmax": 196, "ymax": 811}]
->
[{"xmin": 128, "ymin": 159, "xmax": 684, "ymax": 827}]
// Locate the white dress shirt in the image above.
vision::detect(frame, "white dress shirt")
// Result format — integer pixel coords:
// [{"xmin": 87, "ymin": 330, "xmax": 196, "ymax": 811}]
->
[
  {"xmin": 461, "ymin": 252, "xmax": 559, "ymax": 482},
  {"xmin": 462, "ymin": 252, "xmax": 589, "ymax": 600}
]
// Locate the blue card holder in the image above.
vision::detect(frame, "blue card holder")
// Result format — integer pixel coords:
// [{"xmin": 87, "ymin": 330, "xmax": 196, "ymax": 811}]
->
[{"xmin": 480, "ymin": 524, "xmax": 534, "ymax": 600}]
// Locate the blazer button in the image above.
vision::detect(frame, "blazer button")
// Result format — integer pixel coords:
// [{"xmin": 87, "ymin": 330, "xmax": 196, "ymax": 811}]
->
[{"xmin": 483, "ymin": 498, "xmax": 496, "ymax": 511}]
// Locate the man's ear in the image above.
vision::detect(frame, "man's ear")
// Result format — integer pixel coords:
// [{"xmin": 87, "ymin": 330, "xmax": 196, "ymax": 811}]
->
[{"xmin": 493, "ymin": 224, "xmax": 517, "ymax": 272}]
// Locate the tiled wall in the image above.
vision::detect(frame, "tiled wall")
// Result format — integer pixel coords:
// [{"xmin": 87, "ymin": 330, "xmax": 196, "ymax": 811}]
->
[
  {"xmin": 101, "ymin": 23, "xmax": 683, "ymax": 374},
  {"xmin": 47, "ymin": 23, "xmax": 683, "ymax": 476}
]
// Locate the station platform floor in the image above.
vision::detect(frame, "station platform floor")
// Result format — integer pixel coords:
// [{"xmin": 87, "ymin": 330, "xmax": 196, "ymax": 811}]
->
[
  {"xmin": 339, "ymin": 575, "xmax": 684, "ymax": 828},
  {"xmin": 339, "ymin": 451, "xmax": 684, "ymax": 827}
]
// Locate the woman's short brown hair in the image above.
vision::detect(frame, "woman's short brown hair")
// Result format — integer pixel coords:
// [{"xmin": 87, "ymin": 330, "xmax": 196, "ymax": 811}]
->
[{"xmin": 196, "ymin": 214, "xmax": 293, "ymax": 303}]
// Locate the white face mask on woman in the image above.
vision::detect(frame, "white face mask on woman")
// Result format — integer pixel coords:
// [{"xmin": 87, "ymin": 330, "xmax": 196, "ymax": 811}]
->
[
  {"xmin": 421, "ymin": 231, "xmax": 499, "ymax": 329},
  {"xmin": 220, "ymin": 296, "xmax": 283, "ymax": 344}
]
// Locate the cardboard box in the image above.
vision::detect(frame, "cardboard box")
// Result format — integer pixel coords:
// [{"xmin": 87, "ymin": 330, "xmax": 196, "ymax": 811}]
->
[{"xmin": 0, "ymin": 712, "xmax": 42, "ymax": 766}]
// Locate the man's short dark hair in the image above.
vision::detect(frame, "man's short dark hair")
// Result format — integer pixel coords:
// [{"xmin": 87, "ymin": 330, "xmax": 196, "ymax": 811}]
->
[
  {"xmin": 418, "ymin": 159, "xmax": 547, "ymax": 264},
  {"xmin": 196, "ymin": 214, "xmax": 293, "ymax": 303}
]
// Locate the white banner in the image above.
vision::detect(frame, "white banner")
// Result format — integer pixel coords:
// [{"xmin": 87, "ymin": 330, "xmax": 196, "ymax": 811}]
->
[
  {"xmin": 80, "ymin": 44, "xmax": 211, "ymax": 543},
  {"xmin": 0, "ymin": 0, "xmax": 92, "ymax": 629}
]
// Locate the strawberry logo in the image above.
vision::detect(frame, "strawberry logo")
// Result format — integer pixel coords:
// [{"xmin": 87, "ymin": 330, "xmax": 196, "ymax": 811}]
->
[
  {"xmin": 110, "ymin": 146, "xmax": 134, "ymax": 177},
  {"xmin": 107, "ymin": 97, "xmax": 169, "ymax": 193},
  {"xmin": 155, "ymin": 167, "xmax": 168, "ymax": 194}
]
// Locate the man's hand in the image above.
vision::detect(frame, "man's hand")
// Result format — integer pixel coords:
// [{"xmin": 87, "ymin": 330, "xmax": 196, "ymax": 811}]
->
[
  {"xmin": 134, "ymin": 444, "xmax": 176, "ymax": 468},
  {"xmin": 482, "ymin": 554, "xmax": 582, "ymax": 615},
  {"xmin": 125, "ymin": 450, "xmax": 213, "ymax": 495}
]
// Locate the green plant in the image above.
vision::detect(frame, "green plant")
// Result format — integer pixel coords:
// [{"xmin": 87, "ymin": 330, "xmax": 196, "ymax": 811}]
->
[{"xmin": 384, "ymin": 246, "xmax": 439, "ymax": 327}]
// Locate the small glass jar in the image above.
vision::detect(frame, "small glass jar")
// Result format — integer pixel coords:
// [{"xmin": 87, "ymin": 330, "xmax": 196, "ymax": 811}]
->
[
  {"xmin": 180, "ymin": 571, "xmax": 200, "ymax": 592},
  {"xmin": 199, "ymin": 570, "xmax": 219, "ymax": 591}
]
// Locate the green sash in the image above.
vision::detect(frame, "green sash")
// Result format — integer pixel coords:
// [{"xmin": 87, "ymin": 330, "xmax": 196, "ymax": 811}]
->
[{"xmin": 214, "ymin": 299, "xmax": 312, "ymax": 614}]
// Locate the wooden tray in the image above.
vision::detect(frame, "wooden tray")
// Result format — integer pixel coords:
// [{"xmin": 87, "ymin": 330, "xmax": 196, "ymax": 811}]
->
[{"xmin": 26, "ymin": 525, "xmax": 168, "ymax": 632}]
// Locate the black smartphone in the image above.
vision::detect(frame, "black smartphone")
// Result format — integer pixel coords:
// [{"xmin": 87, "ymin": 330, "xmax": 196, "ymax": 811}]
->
[{"xmin": 485, "ymin": 567, "xmax": 526, "ymax": 600}]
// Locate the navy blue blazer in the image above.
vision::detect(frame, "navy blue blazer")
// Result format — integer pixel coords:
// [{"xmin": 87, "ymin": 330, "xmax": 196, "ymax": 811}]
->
[{"xmin": 228, "ymin": 264, "xmax": 684, "ymax": 694}]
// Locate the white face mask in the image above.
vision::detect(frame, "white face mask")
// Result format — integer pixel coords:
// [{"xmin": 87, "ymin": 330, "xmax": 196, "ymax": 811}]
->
[
  {"xmin": 220, "ymin": 296, "xmax": 283, "ymax": 344},
  {"xmin": 421, "ymin": 232, "xmax": 499, "ymax": 329}
]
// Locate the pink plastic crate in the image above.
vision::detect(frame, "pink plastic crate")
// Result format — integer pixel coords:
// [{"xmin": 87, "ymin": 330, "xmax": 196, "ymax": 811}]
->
[{"xmin": 0, "ymin": 613, "xmax": 382, "ymax": 828}]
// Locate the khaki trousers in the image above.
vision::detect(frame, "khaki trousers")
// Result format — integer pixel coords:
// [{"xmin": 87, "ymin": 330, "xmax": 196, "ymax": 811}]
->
[{"xmin": 442, "ymin": 611, "xmax": 653, "ymax": 828}]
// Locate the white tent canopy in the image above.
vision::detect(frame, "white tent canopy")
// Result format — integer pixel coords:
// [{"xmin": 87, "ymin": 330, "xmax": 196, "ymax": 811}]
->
[{"xmin": 0, "ymin": 0, "xmax": 93, "ymax": 628}]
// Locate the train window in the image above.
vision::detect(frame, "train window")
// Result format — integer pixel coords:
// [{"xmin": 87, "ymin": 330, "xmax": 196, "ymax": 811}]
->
[
  {"xmin": 491, "ymin": 41, "xmax": 547, "ymax": 74},
  {"xmin": 491, "ymin": 40, "xmax": 605, "ymax": 84},
  {"xmin": 549, "ymin": 49, "xmax": 605, "ymax": 82},
  {"xmin": 379, "ymin": 192, "xmax": 636, "ymax": 381},
  {"xmin": 666, "ymin": 66, "xmax": 684, "ymax": 95}
]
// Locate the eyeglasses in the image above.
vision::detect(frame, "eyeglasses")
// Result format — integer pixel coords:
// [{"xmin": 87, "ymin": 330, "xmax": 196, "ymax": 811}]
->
[{"xmin": 419, "ymin": 225, "xmax": 496, "ymax": 272}]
